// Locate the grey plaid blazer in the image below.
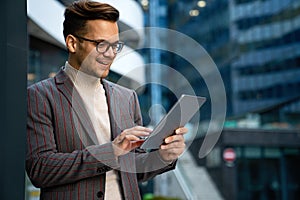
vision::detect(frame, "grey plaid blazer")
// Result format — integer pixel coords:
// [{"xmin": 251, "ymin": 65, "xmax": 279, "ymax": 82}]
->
[{"xmin": 26, "ymin": 68, "xmax": 175, "ymax": 200}]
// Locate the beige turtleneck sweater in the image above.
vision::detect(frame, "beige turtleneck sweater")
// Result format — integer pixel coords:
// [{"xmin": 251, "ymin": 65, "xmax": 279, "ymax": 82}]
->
[{"xmin": 64, "ymin": 62, "xmax": 122, "ymax": 200}]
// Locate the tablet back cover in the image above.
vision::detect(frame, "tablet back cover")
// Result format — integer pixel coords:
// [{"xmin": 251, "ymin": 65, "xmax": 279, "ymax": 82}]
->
[{"xmin": 140, "ymin": 94, "xmax": 206, "ymax": 150}]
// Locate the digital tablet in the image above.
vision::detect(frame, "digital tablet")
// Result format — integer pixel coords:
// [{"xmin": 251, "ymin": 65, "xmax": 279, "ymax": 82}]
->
[{"xmin": 140, "ymin": 94, "xmax": 206, "ymax": 150}]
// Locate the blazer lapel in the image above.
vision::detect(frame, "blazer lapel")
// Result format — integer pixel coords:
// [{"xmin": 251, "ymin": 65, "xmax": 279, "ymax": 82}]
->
[
  {"xmin": 103, "ymin": 79, "xmax": 138, "ymax": 140},
  {"xmin": 55, "ymin": 68, "xmax": 99, "ymax": 145},
  {"xmin": 102, "ymin": 79, "xmax": 140, "ymax": 199},
  {"xmin": 102, "ymin": 79, "xmax": 121, "ymax": 140},
  {"xmin": 119, "ymin": 153, "xmax": 141, "ymax": 200}
]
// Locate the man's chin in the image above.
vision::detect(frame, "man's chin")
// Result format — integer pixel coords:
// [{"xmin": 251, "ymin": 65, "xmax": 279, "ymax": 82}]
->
[{"xmin": 99, "ymin": 70, "xmax": 110, "ymax": 78}]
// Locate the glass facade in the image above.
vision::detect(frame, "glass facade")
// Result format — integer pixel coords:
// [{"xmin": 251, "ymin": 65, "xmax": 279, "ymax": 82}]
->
[
  {"xmin": 236, "ymin": 147, "xmax": 300, "ymax": 200},
  {"xmin": 164, "ymin": 0, "xmax": 232, "ymax": 119},
  {"xmin": 147, "ymin": 0, "xmax": 300, "ymax": 130},
  {"xmin": 143, "ymin": 0, "xmax": 300, "ymax": 199},
  {"xmin": 28, "ymin": 36, "xmax": 68, "ymax": 86},
  {"xmin": 230, "ymin": 0, "xmax": 300, "ymax": 128}
]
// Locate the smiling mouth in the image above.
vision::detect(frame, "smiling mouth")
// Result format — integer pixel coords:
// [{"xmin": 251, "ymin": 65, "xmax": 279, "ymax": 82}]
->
[
  {"xmin": 97, "ymin": 60, "xmax": 111, "ymax": 66},
  {"xmin": 100, "ymin": 61, "xmax": 109, "ymax": 65}
]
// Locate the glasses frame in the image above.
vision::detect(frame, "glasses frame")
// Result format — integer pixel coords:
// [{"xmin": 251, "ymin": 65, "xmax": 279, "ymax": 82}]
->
[{"xmin": 73, "ymin": 34, "xmax": 124, "ymax": 54}]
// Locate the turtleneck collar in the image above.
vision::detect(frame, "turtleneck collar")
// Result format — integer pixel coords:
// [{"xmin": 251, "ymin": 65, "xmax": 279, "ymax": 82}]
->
[{"xmin": 64, "ymin": 61, "xmax": 103, "ymax": 92}]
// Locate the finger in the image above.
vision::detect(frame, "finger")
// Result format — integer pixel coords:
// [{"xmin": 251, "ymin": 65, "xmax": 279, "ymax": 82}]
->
[
  {"xmin": 164, "ymin": 135, "xmax": 184, "ymax": 144},
  {"xmin": 130, "ymin": 140, "xmax": 145, "ymax": 148},
  {"xmin": 114, "ymin": 133, "xmax": 126, "ymax": 143},
  {"xmin": 132, "ymin": 126, "xmax": 153, "ymax": 132},
  {"xmin": 124, "ymin": 134, "xmax": 141, "ymax": 142},
  {"xmin": 122, "ymin": 126, "xmax": 152, "ymax": 137},
  {"xmin": 114, "ymin": 133, "xmax": 141, "ymax": 145},
  {"xmin": 113, "ymin": 135, "xmax": 144, "ymax": 151},
  {"xmin": 175, "ymin": 127, "xmax": 188, "ymax": 135},
  {"xmin": 126, "ymin": 130, "xmax": 150, "ymax": 138},
  {"xmin": 126, "ymin": 126, "xmax": 152, "ymax": 133},
  {"xmin": 160, "ymin": 141, "xmax": 186, "ymax": 150}
]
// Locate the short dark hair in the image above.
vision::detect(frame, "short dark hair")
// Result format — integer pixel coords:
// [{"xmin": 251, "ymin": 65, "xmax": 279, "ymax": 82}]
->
[{"xmin": 63, "ymin": 0, "xmax": 119, "ymax": 39}]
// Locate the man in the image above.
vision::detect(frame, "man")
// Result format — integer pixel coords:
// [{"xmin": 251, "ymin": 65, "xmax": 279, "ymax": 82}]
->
[{"xmin": 26, "ymin": 1, "xmax": 187, "ymax": 199}]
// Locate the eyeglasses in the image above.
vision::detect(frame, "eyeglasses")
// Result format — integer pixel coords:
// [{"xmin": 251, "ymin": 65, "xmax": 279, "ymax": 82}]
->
[{"xmin": 74, "ymin": 35, "xmax": 124, "ymax": 54}]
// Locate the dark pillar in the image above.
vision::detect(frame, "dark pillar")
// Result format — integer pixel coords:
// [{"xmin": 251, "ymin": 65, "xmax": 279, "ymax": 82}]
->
[
  {"xmin": 222, "ymin": 157, "xmax": 237, "ymax": 200},
  {"xmin": 0, "ymin": 0, "xmax": 27, "ymax": 199}
]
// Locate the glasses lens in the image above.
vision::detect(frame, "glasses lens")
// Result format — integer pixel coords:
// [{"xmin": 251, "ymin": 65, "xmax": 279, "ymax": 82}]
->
[
  {"xmin": 97, "ymin": 42, "xmax": 109, "ymax": 53},
  {"xmin": 97, "ymin": 41, "xmax": 124, "ymax": 54},
  {"xmin": 115, "ymin": 42, "xmax": 124, "ymax": 53}
]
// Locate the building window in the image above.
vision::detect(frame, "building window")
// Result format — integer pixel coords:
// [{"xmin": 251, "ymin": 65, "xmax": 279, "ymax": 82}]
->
[
  {"xmin": 237, "ymin": 147, "xmax": 300, "ymax": 200},
  {"xmin": 27, "ymin": 50, "xmax": 41, "ymax": 86}
]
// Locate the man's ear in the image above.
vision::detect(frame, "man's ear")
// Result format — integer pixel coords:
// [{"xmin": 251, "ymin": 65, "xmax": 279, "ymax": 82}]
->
[{"xmin": 66, "ymin": 35, "xmax": 77, "ymax": 53}]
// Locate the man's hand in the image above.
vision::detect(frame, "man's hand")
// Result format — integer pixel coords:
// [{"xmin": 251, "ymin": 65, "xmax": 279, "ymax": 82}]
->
[
  {"xmin": 158, "ymin": 127, "xmax": 188, "ymax": 162},
  {"xmin": 112, "ymin": 126, "xmax": 152, "ymax": 157}
]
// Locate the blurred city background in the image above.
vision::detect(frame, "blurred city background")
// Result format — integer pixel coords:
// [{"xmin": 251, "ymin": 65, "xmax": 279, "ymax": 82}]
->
[{"xmin": 5, "ymin": 0, "xmax": 300, "ymax": 199}]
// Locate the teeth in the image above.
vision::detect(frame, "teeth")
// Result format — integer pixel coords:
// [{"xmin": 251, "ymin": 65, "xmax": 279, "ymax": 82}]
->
[
  {"xmin": 97, "ymin": 59, "xmax": 111, "ymax": 66},
  {"xmin": 97, "ymin": 58, "xmax": 111, "ymax": 65}
]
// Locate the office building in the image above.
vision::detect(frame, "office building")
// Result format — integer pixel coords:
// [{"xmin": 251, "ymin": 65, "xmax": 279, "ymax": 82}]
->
[
  {"xmin": 230, "ymin": 0, "xmax": 300, "ymax": 126},
  {"xmin": 154, "ymin": 0, "xmax": 300, "ymax": 199}
]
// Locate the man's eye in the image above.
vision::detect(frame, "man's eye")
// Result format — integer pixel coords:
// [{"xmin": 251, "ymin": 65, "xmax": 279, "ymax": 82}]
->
[{"xmin": 98, "ymin": 42, "xmax": 107, "ymax": 47}]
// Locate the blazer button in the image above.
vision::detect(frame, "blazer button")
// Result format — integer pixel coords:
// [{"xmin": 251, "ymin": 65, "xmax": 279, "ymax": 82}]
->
[
  {"xmin": 96, "ymin": 168, "xmax": 102, "ymax": 173},
  {"xmin": 97, "ymin": 191, "xmax": 104, "ymax": 199},
  {"xmin": 105, "ymin": 166, "xmax": 112, "ymax": 171}
]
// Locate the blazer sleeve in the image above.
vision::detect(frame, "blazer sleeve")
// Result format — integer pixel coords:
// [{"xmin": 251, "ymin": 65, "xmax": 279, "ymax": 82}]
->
[
  {"xmin": 26, "ymin": 83, "xmax": 120, "ymax": 188},
  {"xmin": 136, "ymin": 150, "xmax": 177, "ymax": 182}
]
